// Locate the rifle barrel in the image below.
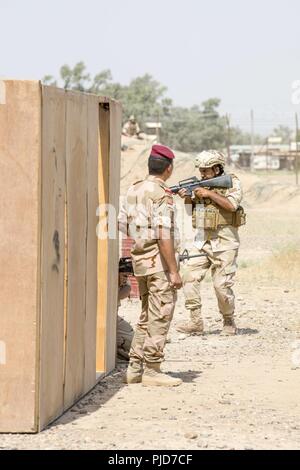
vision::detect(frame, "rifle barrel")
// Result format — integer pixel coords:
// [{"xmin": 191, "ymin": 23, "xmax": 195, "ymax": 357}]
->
[
  {"xmin": 120, "ymin": 253, "xmax": 207, "ymax": 273},
  {"xmin": 179, "ymin": 253, "xmax": 206, "ymax": 261},
  {"xmin": 170, "ymin": 174, "xmax": 232, "ymax": 194}
]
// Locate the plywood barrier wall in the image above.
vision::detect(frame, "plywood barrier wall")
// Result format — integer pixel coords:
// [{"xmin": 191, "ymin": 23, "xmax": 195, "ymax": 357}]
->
[{"xmin": 0, "ymin": 81, "xmax": 121, "ymax": 432}]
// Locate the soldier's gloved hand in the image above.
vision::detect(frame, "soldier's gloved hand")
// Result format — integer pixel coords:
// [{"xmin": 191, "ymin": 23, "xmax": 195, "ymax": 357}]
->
[
  {"xmin": 178, "ymin": 188, "xmax": 188, "ymax": 199},
  {"xmin": 194, "ymin": 188, "xmax": 210, "ymax": 198},
  {"xmin": 169, "ymin": 271, "xmax": 182, "ymax": 290}
]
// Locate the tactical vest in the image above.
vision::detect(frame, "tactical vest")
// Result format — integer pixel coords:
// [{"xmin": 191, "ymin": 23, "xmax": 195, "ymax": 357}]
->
[
  {"xmin": 192, "ymin": 187, "xmax": 246, "ymax": 231},
  {"xmin": 127, "ymin": 122, "xmax": 138, "ymax": 136}
]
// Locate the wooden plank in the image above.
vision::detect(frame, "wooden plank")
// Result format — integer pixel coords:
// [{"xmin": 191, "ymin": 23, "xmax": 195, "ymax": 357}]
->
[
  {"xmin": 83, "ymin": 94, "xmax": 99, "ymax": 392},
  {"xmin": 38, "ymin": 86, "xmax": 66, "ymax": 430},
  {"xmin": 64, "ymin": 91, "xmax": 88, "ymax": 410},
  {"xmin": 106, "ymin": 100, "xmax": 122, "ymax": 372},
  {"xmin": 96, "ymin": 102, "xmax": 110, "ymax": 372},
  {"xmin": 0, "ymin": 80, "xmax": 41, "ymax": 432},
  {"xmin": 63, "ymin": 197, "xmax": 68, "ymax": 393}
]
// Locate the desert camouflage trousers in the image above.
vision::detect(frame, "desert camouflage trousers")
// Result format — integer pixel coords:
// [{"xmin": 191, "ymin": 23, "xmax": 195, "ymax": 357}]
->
[
  {"xmin": 130, "ymin": 271, "xmax": 176, "ymax": 364},
  {"xmin": 181, "ymin": 242, "xmax": 238, "ymax": 319},
  {"xmin": 117, "ymin": 316, "xmax": 134, "ymax": 360}
]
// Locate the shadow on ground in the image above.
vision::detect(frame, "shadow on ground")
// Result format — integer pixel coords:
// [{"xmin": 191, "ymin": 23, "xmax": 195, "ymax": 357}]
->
[
  {"xmin": 47, "ymin": 365, "xmax": 127, "ymax": 429},
  {"xmin": 168, "ymin": 370, "xmax": 202, "ymax": 383},
  {"xmin": 206, "ymin": 328, "xmax": 259, "ymax": 336}
]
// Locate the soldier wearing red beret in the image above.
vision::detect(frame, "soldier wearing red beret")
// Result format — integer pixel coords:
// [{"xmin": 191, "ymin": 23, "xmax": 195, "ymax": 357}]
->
[{"xmin": 120, "ymin": 144, "xmax": 183, "ymax": 387}]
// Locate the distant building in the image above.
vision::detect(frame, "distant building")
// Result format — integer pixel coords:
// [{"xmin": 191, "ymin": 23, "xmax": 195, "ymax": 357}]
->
[
  {"xmin": 144, "ymin": 122, "xmax": 162, "ymax": 139},
  {"xmin": 230, "ymin": 144, "xmax": 295, "ymax": 170},
  {"xmin": 252, "ymin": 155, "xmax": 280, "ymax": 170}
]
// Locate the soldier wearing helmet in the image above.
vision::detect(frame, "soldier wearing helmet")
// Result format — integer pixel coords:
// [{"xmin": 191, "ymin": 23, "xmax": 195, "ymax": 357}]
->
[
  {"xmin": 176, "ymin": 149, "xmax": 246, "ymax": 336},
  {"xmin": 122, "ymin": 114, "xmax": 141, "ymax": 138}
]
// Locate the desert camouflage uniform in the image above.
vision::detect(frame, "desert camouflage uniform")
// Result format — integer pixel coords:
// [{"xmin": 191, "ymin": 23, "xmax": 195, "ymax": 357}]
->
[
  {"xmin": 117, "ymin": 315, "xmax": 133, "ymax": 360},
  {"xmin": 121, "ymin": 175, "xmax": 179, "ymax": 364},
  {"xmin": 117, "ymin": 278, "xmax": 133, "ymax": 360},
  {"xmin": 122, "ymin": 120, "xmax": 141, "ymax": 137},
  {"xmin": 181, "ymin": 174, "xmax": 244, "ymax": 326}
]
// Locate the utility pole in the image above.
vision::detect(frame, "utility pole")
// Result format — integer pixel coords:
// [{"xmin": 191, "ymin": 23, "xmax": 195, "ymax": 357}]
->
[
  {"xmin": 250, "ymin": 109, "xmax": 254, "ymax": 171},
  {"xmin": 226, "ymin": 114, "xmax": 231, "ymax": 164},
  {"xmin": 296, "ymin": 112, "xmax": 299, "ymax": 185},
  {"xmin": 156, "ymin": 110, "xmax": 160, "ymax": 143},
  {"xmin": 266, "ymin": 137, "xmax": 270, "ymax": 172}
]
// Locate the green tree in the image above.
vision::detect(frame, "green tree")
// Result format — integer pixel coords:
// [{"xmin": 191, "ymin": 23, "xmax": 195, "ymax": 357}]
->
[
  {"xmin": 230, "ymin": 127, "xmax": 264, "ymax": 145},
  {"xmin": 88, "ymin": 70, "xmax": 113, "ymax": 94},
  {"xmin": 272, "ymin": 125, "xmax": 293, "ymax": 144},
  {"xmin": 42, "ymin": 61, "xmax": 113, "ymax": 92},
  {"xmin": 60, "ymin": 61, "xmax": 91, "ymax": 91},
  {"xmin": 42, "ymin": 65, "xmax": 170, "ymax": 127},
  {"xmin": 161, "ymin": 99, "xmax": 227, "ymax": 152},
  {"xmin": 42, "ymin": 75, "xmax": 58, "ymax": 87},
  {"xmin": 120, "ymin": 74, "xmax": 171, "ymax": 125},
  {"xmin": 42, "ymin": 62, "xmax": 270, "ymax": 153}
]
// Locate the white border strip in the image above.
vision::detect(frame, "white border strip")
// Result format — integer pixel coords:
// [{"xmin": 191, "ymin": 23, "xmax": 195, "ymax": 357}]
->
[
  {"xmin": 0, "ymin": 340, "xmax": 6, "ymax": 365},
  {"xmin": 0, "ymin": 81, "xmax": 6, "ymax": 104}
]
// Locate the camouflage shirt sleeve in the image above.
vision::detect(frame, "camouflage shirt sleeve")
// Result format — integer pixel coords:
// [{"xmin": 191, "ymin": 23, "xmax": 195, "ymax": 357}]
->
[
  {"xmin": 226, "ymin": 174, "xmax": 243, "ymax": 210},
  {"xmin": 152, "ymin": 186, "xmax": 175, "ymax": 230}
]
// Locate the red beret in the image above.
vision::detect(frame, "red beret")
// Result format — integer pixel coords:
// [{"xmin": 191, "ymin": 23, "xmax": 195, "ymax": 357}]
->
[{"xmin": 150, "ymin": 144, "xmax": 175, "ymax": 160}]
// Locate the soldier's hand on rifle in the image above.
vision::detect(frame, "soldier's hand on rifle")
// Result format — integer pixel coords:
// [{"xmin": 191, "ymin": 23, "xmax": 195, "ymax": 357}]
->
[
  {"xmin": 169, "ymin": 271, "xmax": 182, "ymax": 290},
  {"xmin": 178, "ymin": 188, "xmax": 193, "ymax": 205},
  {"xmin": 194, "ymin": 187, "xmax": 210, "ymax": 198},
  {"xmin": 178, "ymin": 188, "xmax": 189, "ymax": 199}
]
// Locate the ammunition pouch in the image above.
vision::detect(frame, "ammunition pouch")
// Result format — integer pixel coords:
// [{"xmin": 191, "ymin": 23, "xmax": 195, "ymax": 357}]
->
[
  {"xmin": 232, "ymin": 206, "xmax": 246, "ymax": 227},
  {"xmin": 192, "ymin": 207, "xmax": 218, "ymax": 230},
  {"xmin": 192, "ymin": 205, "xmax": 246, "ymax": 230}
]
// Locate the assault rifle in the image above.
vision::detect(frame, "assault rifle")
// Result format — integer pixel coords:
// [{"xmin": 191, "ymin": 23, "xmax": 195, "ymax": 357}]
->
[
  {"xmin": 119, "ymin": 249, "xmax": 205, "ymax": 275},
  {"xmin": 170, "ymin": 174, "xmax": 232, "ymax": 196},
  {"xmin": 119, "ymin": 257, "xmax": 135, "ymax": 274}
]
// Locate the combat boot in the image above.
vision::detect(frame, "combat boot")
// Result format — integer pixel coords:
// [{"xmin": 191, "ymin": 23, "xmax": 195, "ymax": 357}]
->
[
  {"xmin": 142, "ymin": 363, "xmax": 182, "ymax": 387},
  {"xmin": 220, "ymin": 317, "xmax": 237, "ymax": 336},
  {"xmin": 176, "ymin": 309, "xmax": 204, "ymax": 335},
  {"xmin": 122, "ymin": 359, "xmax": 143, "ymax": 384}
]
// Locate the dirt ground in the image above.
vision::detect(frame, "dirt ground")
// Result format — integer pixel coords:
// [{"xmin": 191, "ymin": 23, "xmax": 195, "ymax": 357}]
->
[{"xmin": 1, "ymin": 140, "xmax": 300, "ymax": 450}]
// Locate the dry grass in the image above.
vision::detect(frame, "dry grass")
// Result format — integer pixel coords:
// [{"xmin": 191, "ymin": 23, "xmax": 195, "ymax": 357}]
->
[{"xmin": 239, "ymin": 246, "xmax": 300, "ymax": 284}]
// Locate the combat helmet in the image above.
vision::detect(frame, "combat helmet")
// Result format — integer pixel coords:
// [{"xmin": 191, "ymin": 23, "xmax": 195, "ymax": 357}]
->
[{"xmin": 195, "ymin": 150, "xmax": 226, "ymax": 168}]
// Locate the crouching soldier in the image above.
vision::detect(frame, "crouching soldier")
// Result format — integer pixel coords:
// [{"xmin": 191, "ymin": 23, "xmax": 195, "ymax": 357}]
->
[{"xmin": 117, "ymin": 273, "xmax": 134, "ymax": 361}]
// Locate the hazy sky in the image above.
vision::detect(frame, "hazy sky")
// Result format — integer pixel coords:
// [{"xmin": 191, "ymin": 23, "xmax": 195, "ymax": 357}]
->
[{"xmin": 1, "ymin": 0, "xmax": 300, "ymax": 134}]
